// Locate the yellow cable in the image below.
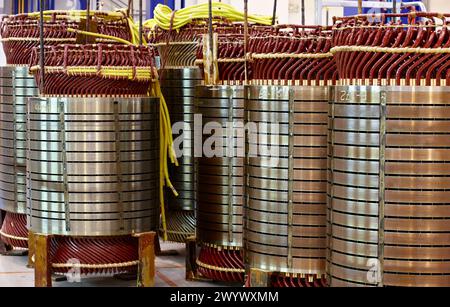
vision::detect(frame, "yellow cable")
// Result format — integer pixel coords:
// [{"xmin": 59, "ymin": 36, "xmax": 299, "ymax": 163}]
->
[
  {"xmin": 147, "ymin": 3, "xmax": 273, "ymax": 31},
  {"xmin": 66, "ymin": 28, "xmax": 134, "ymax": 45},
  {"xmin": 151, "ymin": 80, "xmax": 179, "ymax": 241}
]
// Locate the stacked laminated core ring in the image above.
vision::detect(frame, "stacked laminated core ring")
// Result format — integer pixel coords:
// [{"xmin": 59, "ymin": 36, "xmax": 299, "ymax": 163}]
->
[
  {"xmin": 0, "ymin": 66, "xmax": 38, "ymax": 249},
  {"xmin": 27, "ymin": 97, "xmax": 159, "ymax": 273},
  {"xmin": 195, "ymin": 86, "xmax": 245, "ymax": 282},
  {"xmin": 160, "ymin": 68, "xmax": 202, "ymax": 243},
  {"xmin": 328, "ymin": 86, "xmax": 450, "ymax": 287},
  {"xmin": 245, "ymin": 85, "xmax": 328, "ymax": 287}
]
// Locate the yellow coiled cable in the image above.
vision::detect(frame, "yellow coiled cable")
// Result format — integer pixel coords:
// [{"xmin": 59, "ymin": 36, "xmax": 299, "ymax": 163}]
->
[
  {"xmin": 147, "ymin": 3, "xmax": 274, "ymax": 31},
  {"xmin": 25, "ymin": 9, "xmax": 129, "ymax": 21}
]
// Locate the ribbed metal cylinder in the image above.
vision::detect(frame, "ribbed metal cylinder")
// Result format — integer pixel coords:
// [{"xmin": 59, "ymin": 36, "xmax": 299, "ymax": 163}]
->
[
  {"xmin": 27, "ymin": 97, "xmax": 159, "ymax": 236},
  {"xmin": 245, "ymin": 86, "xmax": 328, "ymax": 275},
  {"xmin": 159, "ymin": 68, "xmax": 202, "ymax": 242},
  {"xmin": 195, "ymin": 85, "xmax": 244, "ymax": 247},
  {"xmin": 327, "ymin": 86, "xmax": 450, "ymax": 287},
  {"xmin": 0, "ymin": 66, "xmax": 38, "ymax": 214}
]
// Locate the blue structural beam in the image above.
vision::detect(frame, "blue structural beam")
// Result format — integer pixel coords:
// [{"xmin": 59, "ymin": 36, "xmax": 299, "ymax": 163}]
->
[
  {"xmin": 35, "ymin": 0, "xmax": 55, "ymax": 11},
  {"xmin": 15, "ymin": 0, "xmax": 53, "ymax": 13},
  {"xmin": 79, "ymin": 0, "xmax": 88, "ymax": 10}
]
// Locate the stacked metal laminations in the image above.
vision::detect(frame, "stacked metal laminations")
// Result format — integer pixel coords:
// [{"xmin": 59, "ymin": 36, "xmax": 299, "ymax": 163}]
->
[
  {"xmin": 327, "ymin": 13, "xmax": 450, "ymax": 287},
  {"xmin": 194, "ymin": 24, "xmax": 250, "ymax": 282},
  {"xmin": 195, "ymin": 85, "xmax": 245, "ymax": 282},
  {"xmin": 150, "ymin": 25, "xmax": 204, "ymax": 242},
  {"xmin": 0, "ymin": 67, "xmax": 38, "ymax": 251},
  {"xmin": 160, "ymin": 69, "xmax": 202, "ymax": 243},
  {"xmin": 245, "ymin": 25, "xmax": 336, "ymax": 287},
  {"xmin": 27, "ymin": 44, "xmax": 160, "ymax": 275}
]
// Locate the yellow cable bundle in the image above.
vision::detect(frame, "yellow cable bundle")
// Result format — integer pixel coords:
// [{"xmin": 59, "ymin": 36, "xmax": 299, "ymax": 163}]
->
[
  {"xmin": 25, "ymin": 9, "xmax": 129, "ymax": 21},
  {"xmin": 151, "ymin": 3, "xmax": 274, "ymax": 30},
  {"xmin": 150, "ymin": 81, "xmax": 179, "ymax": 241}
]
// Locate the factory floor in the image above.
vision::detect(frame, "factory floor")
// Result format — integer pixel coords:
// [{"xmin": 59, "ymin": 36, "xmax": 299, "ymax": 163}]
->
[{"xmin": 0, "ymin": 242, "xmax": 228, "ymax": 287}]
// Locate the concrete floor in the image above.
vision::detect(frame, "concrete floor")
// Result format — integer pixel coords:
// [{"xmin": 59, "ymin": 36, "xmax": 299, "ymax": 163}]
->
[{"xmin": 0, "ymin": 242, "xmax": 230, "ymax": 287}]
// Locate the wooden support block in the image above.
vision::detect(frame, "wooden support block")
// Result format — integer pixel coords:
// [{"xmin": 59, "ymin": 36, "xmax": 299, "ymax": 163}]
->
[
  {"xmin": 134, "ymin": 232, "xmax": 156, "ymax": 287},
  {"xmin": 185, "ymin": 236, "xmax": 197, "ymax": 281},
  {"xmin": 34, "ymin": 234, "xmax": 52, "ymax": 287},
  {"xmin": 27, "ymin": 231, "xmax": 36, "ymax": 268},
  {"xmin": 249, "ymin": 268, "xmax": 272, "ymax": 287}
]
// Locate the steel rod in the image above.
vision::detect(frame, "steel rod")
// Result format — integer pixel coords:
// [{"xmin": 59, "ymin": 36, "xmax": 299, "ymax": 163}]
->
[
  {"xmin": 393, "ymin": 0, "xmax": 397, "ymax": 13},
  {"xmin": 128, "ymin": 0, "xmax": 133, "ymax": 17},
  {"xmin": 272, "ymin": 0, "xmax": 277, "ymax": 25},
  {"xmin": 301, "ymin": 0, "xmax": 305, "ymax": 25},
  {"xmin": 244, "ymin": 0, "xmax": 248, "ymax": 83},
  {"xmin": 208, "ymin": 0, "xmax": 214, "ymax": 80},
  {"xmin": 86, "ymin": 0, "xmax": 91, "ymax": 44},
  {"xmin": 139, "ymin": 0, "xmax": 143, "ymax": 45},
  {"xmin": 358, "ymin": 0, "xmax": 363, "ymax": 14},
  {"xmin": 39, "ymin": 0, "xmax": 45, "ymax": 94}
]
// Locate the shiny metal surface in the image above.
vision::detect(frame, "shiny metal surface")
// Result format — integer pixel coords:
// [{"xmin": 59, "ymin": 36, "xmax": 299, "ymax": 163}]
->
[
  {"xmin": 328, "ymin": 86, "xmax": 450, "ymax": 287},
  {"xmin": 27, "ymin": 97, "xmax": 159, "ymax": 236},
  {"xmin": 195, "ymin": 85, "xmax": 244, "ymax": 247},
  {"xmin": 161, "ymin": 68, "xmax": 202, "ymax": 212},
  {"xmin": 0, "ymin": 66, "xmax": 38, "ymax": 214},
  {"xmin": 246, "ymin": 86, "xmax": 328, "ymax": 274}
]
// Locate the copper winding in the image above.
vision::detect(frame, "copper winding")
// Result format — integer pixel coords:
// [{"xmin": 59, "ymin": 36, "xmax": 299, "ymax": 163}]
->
[
  {"xmin": 0, "ymin": 212, "xmax": 28, "ymax": 249},
  {"xmin": 50, "ymin": 236, "xmax": 139, "ymax": 275},
  {"xmin": 28, "ymin": 44, "xmax": 158, "ymax": 96},
  {"xmin": 0, "ymin": 13, "xmax": 132, "ymax": 65},
  {"xmin": 332, "ymin": 12, "xmax": 450, "ymax": 86},
  {"xmin": 196, "ymin": 244, "xmax": 245, "ymax": 282},
  {"xmin": 248, "ymin": 25, "xmax": 337, "ymax": 84}
]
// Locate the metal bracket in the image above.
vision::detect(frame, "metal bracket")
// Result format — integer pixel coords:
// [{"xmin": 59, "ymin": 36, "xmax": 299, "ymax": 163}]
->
[
  {"xmin": 287, "ymin": 87, "xmax": 295, "ymax": 270},
  {"xmin": 377, "ymin": 90, "xmax": 387, "ymax": 287},
  {"xmin": 114, "ymin": 100, "xmax": 125, "ymax": 231},
  {"xmin": 326, "ymin": 87, "xmax": 337, "ymax": 285},
  {"xmin": 11, "ymin": 69, "xmax": 18, "ymax": 206},
  {"xmin": 227, "ymin": 88, "xmax": 235, "ymax": 244},
  {"xmin": 58, "ymin": 99, "xmax": 71, "ymax": 232}
]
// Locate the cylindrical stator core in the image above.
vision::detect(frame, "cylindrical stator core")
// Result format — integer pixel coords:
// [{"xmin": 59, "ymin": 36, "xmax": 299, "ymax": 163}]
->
[
  {"xmin": 160, "ymin": 68, "xmax": 202, "ymax": 242},
  {"xmin": 245, "ymin": 86, "xmax": 328, "ymax": 282},
  {"xmin": 195, "ymin": 85, "xmax": 245, "ymax": 247},
  {"xmin": 327, "ymin": 86, "xmax": 450, "ymax": 287},
  {"xmin": 27, "ymin": 97, "xmax": 160, "ymax": 236},
  {"xmin": 194, "ymin": 85, "xmax": 245, "ymax": 282},
  {"xmin": 0, "ymin": 66, "xmax": 38, "ymax": 249},
  {"xmin": 0, "ymin": 66, "xmax": 38, "ymax": 214}
]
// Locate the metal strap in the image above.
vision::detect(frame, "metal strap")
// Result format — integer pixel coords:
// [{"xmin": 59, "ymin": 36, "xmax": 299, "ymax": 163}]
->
[
  {"xmin": 11, "ymin": 69, "xmax": 17, "ymax": 205},
  {"xmin": 59, "ymin": 99, "xmax": 71, "ymax": 232},
  {"xmin": 26, "ymin": 97, "xmax": 32, "ymax": 229},
  {"xmin": 378, "ymin": 91, "xmax": 387, "ymax": 287},
  {"xmin": 243, "ymin": 86, "xmax": 251, "ymax": 262},
  {"xmin": 227, "ymin": 88, "xmax": 235, "ymax": 244},
  {"xmin": 326, "ymin": 87, "xmax": 336, "ymax": 284},
  {"xmin": 287, "ymin": 88, "xmax": 295, "ymax": 269},
  {"xmin": 114, "ymin": 101, "xmax": 125, "ymax": 231}
]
